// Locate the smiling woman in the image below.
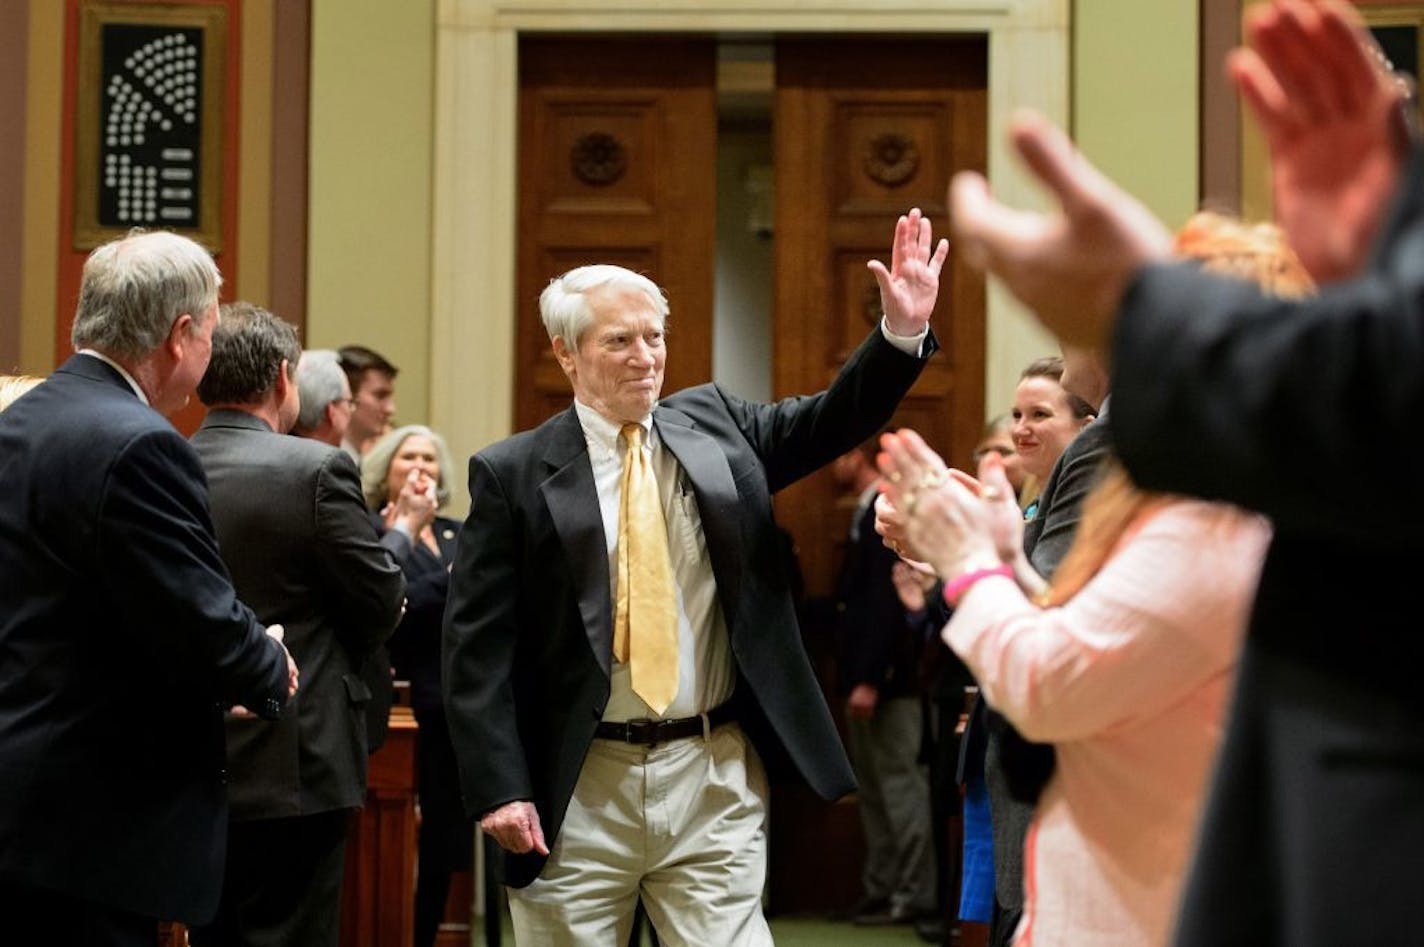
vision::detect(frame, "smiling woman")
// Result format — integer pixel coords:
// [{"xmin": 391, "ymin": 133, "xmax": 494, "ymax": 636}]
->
[{"xmin": 1009, "ymin": 356, "xmax": 1095, "ymax": 483}]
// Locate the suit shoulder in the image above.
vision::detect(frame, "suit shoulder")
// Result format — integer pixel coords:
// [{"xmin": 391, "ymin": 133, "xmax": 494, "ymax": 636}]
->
[{"xmin": 475, "ymin": 413, "xmax": 568, "ymax": 466}]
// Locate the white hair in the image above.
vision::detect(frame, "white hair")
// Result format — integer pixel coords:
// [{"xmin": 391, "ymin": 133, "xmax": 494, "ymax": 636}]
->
[
  {"xmin": 538, "ymin": 265, "xmax": 669, "ymax": 352},
  {"xmin": 71, "ymin": 230, "xmax": 221, "ymax": 359}
]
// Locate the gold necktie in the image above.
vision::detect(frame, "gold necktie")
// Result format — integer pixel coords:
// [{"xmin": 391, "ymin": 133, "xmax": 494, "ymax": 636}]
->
[{"xmin": 612, "ymin": 422, "xmax": 679, "ymax": 714}]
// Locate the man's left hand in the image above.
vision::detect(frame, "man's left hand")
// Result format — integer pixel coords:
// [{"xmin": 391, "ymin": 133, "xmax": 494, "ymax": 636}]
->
[{"xmin": 869, "ymin": 207, "xmax": 950, "ymax": 337}]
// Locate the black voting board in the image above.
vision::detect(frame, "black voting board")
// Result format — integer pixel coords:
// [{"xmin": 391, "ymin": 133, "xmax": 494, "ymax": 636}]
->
[
  {"xmin": 96, "ymin": 24, "xmax": 205, "ymax": 230},
  {"xmin": 74, "ymin": 2, "xmax": 225, "ymax": 250}
]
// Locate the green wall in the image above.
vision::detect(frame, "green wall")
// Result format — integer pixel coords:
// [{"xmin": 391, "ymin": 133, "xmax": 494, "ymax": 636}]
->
[
  {"xmin": 1073, "ymin": 0, "xmax": 1199, "ymax": 232},
  {"xmin": 307, "ymin": 0, "xmax": 436, "ymax": 425}
]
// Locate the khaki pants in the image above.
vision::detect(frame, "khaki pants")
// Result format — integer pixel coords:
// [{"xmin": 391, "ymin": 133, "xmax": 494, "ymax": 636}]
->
[{"xmin": 508, "ymin": 723, "xmax": 773, "ymax": 947}]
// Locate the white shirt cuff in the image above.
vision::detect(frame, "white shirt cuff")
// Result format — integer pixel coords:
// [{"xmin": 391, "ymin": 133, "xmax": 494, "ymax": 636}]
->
[{"xmin": 879, "ymin": 317, "xmax": 930, "ymax": 358}]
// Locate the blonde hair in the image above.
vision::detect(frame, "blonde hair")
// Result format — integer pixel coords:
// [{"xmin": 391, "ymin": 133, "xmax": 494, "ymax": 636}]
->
[
  {"xmin": 1174, "ymin": 211, "xmax": 1314, "ymax": 300},
  {"xmin": 0, "ymin": 375, "xmax": 43, "ymax": 412},
  {"xmin": 1043, "ymin": 212, "xmax": 1314, "ymax": 605}
]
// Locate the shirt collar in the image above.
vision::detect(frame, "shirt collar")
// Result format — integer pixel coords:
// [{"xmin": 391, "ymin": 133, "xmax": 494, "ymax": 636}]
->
[
  {"xmin": 77, "ymin": 349, "xmax": 148, "ymax": 405},
  {"xmin": 573, "ymin": 399, "xmax": 656, "ymax": 454}
]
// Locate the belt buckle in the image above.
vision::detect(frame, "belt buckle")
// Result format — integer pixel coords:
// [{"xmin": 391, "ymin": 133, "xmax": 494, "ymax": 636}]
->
[{"xmin": 625, "ymin": 717, "xmax": 660, "ymax": 747}]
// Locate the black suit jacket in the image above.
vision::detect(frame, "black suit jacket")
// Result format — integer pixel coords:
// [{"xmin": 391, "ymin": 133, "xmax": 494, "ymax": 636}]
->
[
  {"xmin": 444, "ymin": 329, "xmax": 932, "ymax": 887},
  {"xmin": 1111, "ymin": 151, "xmax": 1424, "ymax": 946},
  {"xmin": 192, "ymin": 410, "xmax": 405, "ymax": 819},
  {"xmin": 383, "ymin": 514, "xmax": 459, "ymax": 718},
  {"xmin": 835, "ymin": 496, "xmax": 919, "ymax": 699},
  {"xmin": 0, "ymin": 356, "xmax": 289, "ymax": 922}
]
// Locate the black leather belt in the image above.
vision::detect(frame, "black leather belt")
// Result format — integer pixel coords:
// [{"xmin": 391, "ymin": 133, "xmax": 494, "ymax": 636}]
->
[{"xmin": 595, "ymin": 702, "xmax": 736, "ymax": 747}]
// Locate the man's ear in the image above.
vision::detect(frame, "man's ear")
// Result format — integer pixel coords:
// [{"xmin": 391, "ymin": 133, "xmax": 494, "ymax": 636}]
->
[
  {"xmin": 275, "ymin": 358, "xmax": 292, "ymax": 399},
  {"xmin": 551, "ymin": 336, "xmax": 575, "ymax": 376},
  {"xmin": 166, "ymin": 313, "xmax": 194, "ymax": 359}
]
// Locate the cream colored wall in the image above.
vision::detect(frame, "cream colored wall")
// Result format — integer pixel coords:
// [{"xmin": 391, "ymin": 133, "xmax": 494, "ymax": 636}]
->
[
  {"xmin": 1074, "ymin": 0, "xmax": 1199, "ymax": 236},
  {"xmin": 19, "ymin": 0, "xmax": 62, "ymax": 374},
  {"xmin": 962, "ymin": 0, "xmax": 1200, "ymax": 419},
  {"xmin": 307, "ymin": 0, "xmax": 436, "ymax": 427},
  {"xmin": 310, "ymin": 0, "xmax": 1201, "ymax": 460}
]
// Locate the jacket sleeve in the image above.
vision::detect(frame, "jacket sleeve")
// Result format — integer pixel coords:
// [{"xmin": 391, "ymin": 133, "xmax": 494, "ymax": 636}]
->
[
  {"xmin": 443, "ymin": 453, "xmax": 533, "ymax": 815},
  {"xmin": 724, "ymin": 328, "xmax": 935, "ymax": 493},
  {"xmin": 312, "ymin": 452, "xmax": 407, "ymax": 657},
  {"xmin": 98, "ymin": 428, "xmax": 289, "ymax": 717},
  {"xmin": 945, "ymin": 503, "xmax": 1269, "ymax": 743},
  {"xmin": 1027, "ymin": 423, "xmax": 1112, "ymax": 579},
  {"xmin": 1111, "ymin": 148, "xmax": 1424, "ymax": 541}
]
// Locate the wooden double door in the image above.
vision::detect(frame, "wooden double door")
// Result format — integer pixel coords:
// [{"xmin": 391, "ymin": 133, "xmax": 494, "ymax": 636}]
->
[{"xmin": 515, "ymin": 33, "xmax": 986, "ymax": 913}]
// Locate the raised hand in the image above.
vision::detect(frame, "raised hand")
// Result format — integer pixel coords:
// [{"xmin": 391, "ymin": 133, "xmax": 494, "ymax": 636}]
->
[
  {"xmin": 950, "ymin": 112, "xmax": 1173, "ymax": 351},
  {"xmin": 868, "ymin": 207, "xmax": 951, "ymax": 337},
  {"xmin": 1229, "ymin": 0, "xmax": 1410, "ymax": 283}
]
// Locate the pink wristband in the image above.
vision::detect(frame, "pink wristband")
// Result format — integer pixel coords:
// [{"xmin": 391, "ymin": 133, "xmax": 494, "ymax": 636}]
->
[{"xmin": 941, "ymin": 564, "xmax": 1014, "ymax": 606}]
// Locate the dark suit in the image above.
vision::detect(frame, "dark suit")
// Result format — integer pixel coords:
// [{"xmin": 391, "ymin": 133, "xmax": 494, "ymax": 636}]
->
[
  {"xmin": 445, "ymin": 329, "xmax": 932, "ymax": 888},
  {"xmin": 1110, "ymin": 152, "xmax": 1424, "ymax": 947},
  {"xmin": 836, "ymin": 492, "xmax": 936, "ymax": 916},
  {"xmin": 956, "ymin": 406, "xmax": 1112, "ymax": 945},
  {"xmin": 379, "ymin": 513, "xmax": 469, "ymax": 947},
  {"xmin": 189, "ymin": 409, "xmax": 406, "ymax": 946},
  {"xmin": 0, "ymin": 356, "xmax": 289, "ymax": 925}
]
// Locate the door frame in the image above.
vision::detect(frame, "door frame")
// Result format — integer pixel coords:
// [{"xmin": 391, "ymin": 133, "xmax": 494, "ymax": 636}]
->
[{"xmin": 429, "ymin": 0, "xmax": 1070, "ymax": 468}]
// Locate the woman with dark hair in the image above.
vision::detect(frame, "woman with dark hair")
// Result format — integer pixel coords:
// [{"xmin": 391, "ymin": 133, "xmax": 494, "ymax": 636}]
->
[{"xmin": 362, "ymin": 425, "xmax": 469, "ymax": 947}]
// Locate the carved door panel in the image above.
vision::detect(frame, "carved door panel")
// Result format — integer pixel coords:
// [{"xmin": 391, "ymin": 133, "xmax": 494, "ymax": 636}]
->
[
  {"xmin": 515, "ymin": 39, "xmax": 717, "ymax": 431},
  {"xmin": 773, "ymin": 36, "xmax": 987, "ymax": 600}
]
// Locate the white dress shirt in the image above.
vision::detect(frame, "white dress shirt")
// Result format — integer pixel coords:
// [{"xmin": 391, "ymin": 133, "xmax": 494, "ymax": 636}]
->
[
  {"xmin": 77, "ymin": 349, "xmax": 148, "ymax": 404},
  {"xmin": 574, "ymin": 317, "xmax": 928, "ymax": 721},
  {"xmin": 573, "ymin": 400, "xmax": 735, "ymax": 722}
]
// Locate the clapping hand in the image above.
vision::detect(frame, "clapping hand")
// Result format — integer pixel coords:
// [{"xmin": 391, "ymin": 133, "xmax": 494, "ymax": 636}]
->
[{"xmin": 876, "ymin": 429, "xmax": 1003, "ymax": 581}]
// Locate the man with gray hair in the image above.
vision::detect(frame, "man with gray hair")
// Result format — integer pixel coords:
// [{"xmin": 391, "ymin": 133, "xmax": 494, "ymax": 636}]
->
[
  {"xmin": 189, "ymin": 303, "xmax": 407, "ymax": 947},
  {"xmin": 445, "ymin": 210, "xmax": 948, "ymax": 944},
  {"xmin": 292, "ymin": 348, "xmax": 354, "ymax": 445},
  {"xmin": 0, "ymin": 231, "xmax": 296, "ymax": 944},
  {"xmin": 291, "ymin": 346, "xmax": 436, "ymax": 752}
]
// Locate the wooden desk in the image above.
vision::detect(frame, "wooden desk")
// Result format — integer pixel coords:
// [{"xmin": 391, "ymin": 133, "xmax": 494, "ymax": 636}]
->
[{"xmin": 341, "ymin": 710, "xmax": 419, "ymax": 947}]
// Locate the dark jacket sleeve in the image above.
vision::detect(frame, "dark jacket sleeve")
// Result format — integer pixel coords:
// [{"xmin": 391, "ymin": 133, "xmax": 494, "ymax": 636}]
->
[
  {"xmin": 443, "ymin": 453, "xmax": 533, "ymax": 816},
  {"xmin": 725, "ymin": 329, "xmax": 936, "ymax": 493},
  {"xmin": 1111, "ymin": 148, "xmax": 1424, "ymax": 541},
  {"xmin": 98, "ymin": 428, "xmax": 289, "ymax": 717},
  {"xmin": 1026, "ymin": 420, "xmax": 1113, "ymax": 579},
  {"xmin": 312, "ymin": 451, "xmax": 407, "ymax": 657}
]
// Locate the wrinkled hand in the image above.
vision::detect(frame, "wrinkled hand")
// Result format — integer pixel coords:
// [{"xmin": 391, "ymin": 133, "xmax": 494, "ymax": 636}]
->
[
  {"xmin": 481, "ymin": 799, "xmax": 549, "ymax": 855},
  {"xmin": 868, "ymin": 207, "xmax": 951, "ymax": 337},
  {"xmin": 950, "ymin": 112, "xmax": 1173, "ymax": 351},
  {"xmin": 268, "ymin": 623, "xmax": 299, "ymax": 699},
  {"xmin": 846, "ymin": 683, "xmax": 879, "ymax": 721},
  {"xmin": 230, "ymin": 623, "xmax": 298, "ymax": 717},
  {"xmin": 877, "ymin": 430, "xmax": 1002, "ymax": 579},
  {"xmin": 383, "ymin": 470, "xmax": 437, "ymax": 536},
  {"xmin": 1229, "ymin": 0, "xmax": 1409, "ymax": 283},
  {"xmin": 890, "ymin": 560, "xmax": 933, "ymax": 612},
  {"xmin": 971, "ymin": 453, "xmax": 1025, "ymax": 564}
]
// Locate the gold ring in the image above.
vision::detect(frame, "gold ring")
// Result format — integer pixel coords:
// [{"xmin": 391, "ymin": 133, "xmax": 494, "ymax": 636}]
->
[
  {"xmin": 888, "ymin": 470, "xmax": 902, "ymax": 484},
  {"xmin": 920, "ymin": 468, "xmax": 948, "ymax": 490},
  {"xmin": 981, "ymin": 486, "xmax": 1001, "ymax": 503},
  {"xmin": 903, "ymin": 491, "xmax": 920, "ymax": 515}
]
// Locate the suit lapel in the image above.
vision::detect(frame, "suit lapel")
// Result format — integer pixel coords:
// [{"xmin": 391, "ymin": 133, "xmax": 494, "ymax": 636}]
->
[
  {"xmin": 654, "ymin": 405, "xmax": 742, "ymax": 625},
  {"xmin": 538, "ymin": 409, "xmax": 615, "ymax": 677}
]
